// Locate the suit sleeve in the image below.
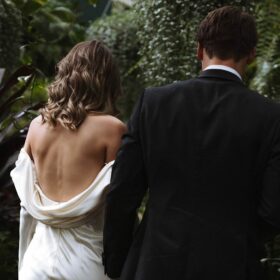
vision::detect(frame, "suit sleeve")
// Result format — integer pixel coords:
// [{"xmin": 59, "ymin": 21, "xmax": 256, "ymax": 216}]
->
[
  {"xmin": 259, "ymin": 120, "xmax": 280, "ymax": 233},
  {"xmin": 103, "ymin": 91, "xmax": 148, "ymax": 278}
]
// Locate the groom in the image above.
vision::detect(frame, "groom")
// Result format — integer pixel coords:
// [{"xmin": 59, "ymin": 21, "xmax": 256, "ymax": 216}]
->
[{"xmin": 103, "ymin": 6, "xmax": 280, "ymax": 280}]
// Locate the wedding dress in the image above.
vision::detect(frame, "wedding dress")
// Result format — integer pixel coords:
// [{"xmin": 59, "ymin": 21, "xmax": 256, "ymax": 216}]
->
[{"xmin": 10, "ymin": 149, "xmax": 112, "ymax": 280}]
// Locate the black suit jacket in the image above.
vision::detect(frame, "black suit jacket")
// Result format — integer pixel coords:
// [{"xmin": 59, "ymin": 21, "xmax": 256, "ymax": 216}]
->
[{"xmin": 103, "ymin": 70, "xmax": 280, "ymax": 280}]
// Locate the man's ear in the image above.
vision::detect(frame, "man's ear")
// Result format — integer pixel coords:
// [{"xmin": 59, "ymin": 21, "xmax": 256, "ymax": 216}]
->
[
  {"xmin": 197, "ymin": 43, "xmax": 204, "ymax": 61},
  {"xmin": 247, "ymin": 48, "xmax": 256, "ymax": 64}
]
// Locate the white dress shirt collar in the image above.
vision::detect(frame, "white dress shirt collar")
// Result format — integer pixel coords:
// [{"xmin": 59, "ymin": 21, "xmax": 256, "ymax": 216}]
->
[{"xmin": 204, "ymin": 65, "xmax": 242, "ymax": 81}]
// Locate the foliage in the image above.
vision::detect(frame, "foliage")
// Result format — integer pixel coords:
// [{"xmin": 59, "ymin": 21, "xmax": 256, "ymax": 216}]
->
[
  {"xmin": 250, "ymin": 0, "xmax": 280, "ymax": 100},
  {"xmin": 11, "ymin": 0, "xmax": 86, "ymax": 77},
  {"xmin": 0, "ymin": 66, "xmax": 46, "ymax": 218},
  {"xmin": 0, "ymin": 0, "xmax": 22, "ymax": 75},
  {"xmin": 135, "ymin": 0, "xmax": 254, "ymax": 87},
  {"xmin": 87, "ymin": 7, "xmax": 142, "ymax": 120},
  {"xmin": 262, "ymin": 236, "xmax": 280, "ymax": 280},
  {"xmin": 0, "ymin": 230, "xmax": 18, "ymax": 279}
]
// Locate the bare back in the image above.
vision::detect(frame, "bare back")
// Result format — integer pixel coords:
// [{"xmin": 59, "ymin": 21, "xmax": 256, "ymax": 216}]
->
[{"xmin": 24, "ymin": 115, "xmax": 126, "ymax": 202}]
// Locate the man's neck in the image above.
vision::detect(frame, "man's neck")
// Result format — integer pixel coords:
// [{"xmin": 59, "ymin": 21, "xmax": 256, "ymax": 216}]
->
[
  {"xmin": 204, "ymin": 65, "xmax": 242, "ymax": 80},
  {"xmin": 202, "ymin": 57, "xmax": 246, "ymax": 78}
]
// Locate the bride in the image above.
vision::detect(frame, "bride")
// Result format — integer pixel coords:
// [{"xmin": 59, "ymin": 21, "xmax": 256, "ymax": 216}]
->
[{"xmin": 10, "ymin": 40, "xmax": 126, "ymax": 280}]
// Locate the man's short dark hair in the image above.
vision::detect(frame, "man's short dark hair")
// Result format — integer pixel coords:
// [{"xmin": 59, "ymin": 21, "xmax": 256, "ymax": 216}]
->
[{"xmin": 197, "ymin": 6, "xmax": 258, "ymax": 61}]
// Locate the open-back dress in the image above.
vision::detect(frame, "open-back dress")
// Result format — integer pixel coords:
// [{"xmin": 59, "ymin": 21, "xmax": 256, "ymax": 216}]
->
[{"xmin": 11, "ymin": 148, "xmax": 113, "ymax": 280}]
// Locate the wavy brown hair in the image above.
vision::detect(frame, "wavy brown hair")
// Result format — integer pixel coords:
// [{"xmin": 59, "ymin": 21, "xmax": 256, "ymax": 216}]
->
[{"xmin": 41, "ymin": 40, "xmax": 122, "ymax": 130}]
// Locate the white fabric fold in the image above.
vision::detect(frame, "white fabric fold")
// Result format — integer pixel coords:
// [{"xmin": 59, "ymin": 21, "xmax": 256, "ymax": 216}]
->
[
  {"xmin": 18, "ymin": 207, "xmax": 36, "ymax": 270},
  {"xmin": 11, "ymin": 149, "xmax": 114, "ymax": 228}
]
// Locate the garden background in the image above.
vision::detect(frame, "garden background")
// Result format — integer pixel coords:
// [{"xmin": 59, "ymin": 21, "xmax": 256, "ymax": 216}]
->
[{"xmin": 0, "ymin": 0, "xmax": 280, "ymax": 279}]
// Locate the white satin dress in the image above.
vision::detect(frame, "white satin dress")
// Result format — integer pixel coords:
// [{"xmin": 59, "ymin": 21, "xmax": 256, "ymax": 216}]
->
[{"xmin": 10, "ymin": 149, "xmax": 112, "ymax": 280}]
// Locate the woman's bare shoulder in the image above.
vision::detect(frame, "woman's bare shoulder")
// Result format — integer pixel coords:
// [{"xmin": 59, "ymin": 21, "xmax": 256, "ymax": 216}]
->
[
  {"xmin": 87, "ymin": 115, "xmax": 126, "ymax": 162},
  {"xmin": 27, "ymin": 115, "xmax": 47, "ymax": 139},
  {"xmin": 29, "ymin": 115, "xmax": 43, "ymax": 128},
  {"xmin": 86, "ymin": 114, "xmax": 126, "ymax": 135},
  {"xmin": 24, "ymin": 115, "xmax": 44, "ymax": 155}
]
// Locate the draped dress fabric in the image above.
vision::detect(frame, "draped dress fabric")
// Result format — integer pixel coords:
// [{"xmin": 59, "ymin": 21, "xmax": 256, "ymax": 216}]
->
[{"xmin": 10, "ymin": 149, "xmax": 113, "ymax": 280}]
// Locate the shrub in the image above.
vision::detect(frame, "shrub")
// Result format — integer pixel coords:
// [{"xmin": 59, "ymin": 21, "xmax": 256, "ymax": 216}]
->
[
  {"xmin": 250, "ymin": 0, "xmax": 280, "ymax": 99},
  {"xmin": 0, "ymin": 0, "xmax": 22, "ymax": 75},
  {"xmin": 87, "ymin": 9, "xmax": 142, "ymax": 120}
]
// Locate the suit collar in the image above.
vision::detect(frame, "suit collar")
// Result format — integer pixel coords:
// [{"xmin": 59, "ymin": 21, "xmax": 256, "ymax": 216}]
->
[{"xmin": 198, "ymin": 69, "xmax": 244, "ymax": 85}]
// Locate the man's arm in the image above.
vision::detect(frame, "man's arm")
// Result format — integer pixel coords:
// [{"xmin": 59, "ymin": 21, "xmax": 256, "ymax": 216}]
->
[
  {"xmin": 103, "ymin": 91, "xmax": 148, "ymax": 278},
  {"xmin": 259, "ymin": 120, "xmax": 280, "ymax": 235}
]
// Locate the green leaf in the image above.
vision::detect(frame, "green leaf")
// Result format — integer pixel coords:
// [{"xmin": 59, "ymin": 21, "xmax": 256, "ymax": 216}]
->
[
  {"xmin": 88, "ymin": 0, "xmax": 98, "ymax": 5},
  {"xmin": 52, "ymin": 7, "xmax": 76, "ymax": 22}
]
